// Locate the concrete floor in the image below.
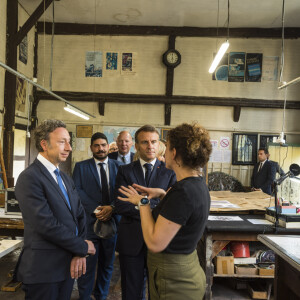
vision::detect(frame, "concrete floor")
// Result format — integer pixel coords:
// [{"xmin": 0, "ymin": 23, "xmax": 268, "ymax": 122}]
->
[{"xmin": 0, "ymin": 248, "xmax": 273, "ymax": 300}]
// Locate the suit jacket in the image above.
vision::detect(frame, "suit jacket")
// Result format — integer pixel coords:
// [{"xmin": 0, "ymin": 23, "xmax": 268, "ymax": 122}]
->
[
  {"xmin": 251, "ymin": 160, "xmax": 276, "ymax": 195},
  {"xmin": 108, "ymin": 151, "xmax": 134, "ymax": 164},
  {"xmin": 114, "ymin": 160, "xmax": 176, "ymax": 256},
  {"xmin": 15, "ymin": 159, "xmax": 88, "ymax": 284},
  {"xmin": 72, "ymin": 158, "xmax": 121, "ymax": 239}
]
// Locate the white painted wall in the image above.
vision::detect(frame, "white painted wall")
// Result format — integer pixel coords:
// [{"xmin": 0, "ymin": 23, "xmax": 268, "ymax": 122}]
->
[{"xmin": 36, "ymin": 34, "xmax": 300, "ymax": 186}]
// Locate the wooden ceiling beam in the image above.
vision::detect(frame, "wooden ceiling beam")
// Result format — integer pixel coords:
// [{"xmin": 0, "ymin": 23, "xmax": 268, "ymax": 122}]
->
[
  {"xmin": 14, "ymin": 0, "xmax": 54, "ymax": 46},
  {"xmin": 36, "ymin": 22, "xmax": 300, "ymax": 38},
  {"xmin": 36, "ymin": 91, "xmax": 300, "ymax": 109}
]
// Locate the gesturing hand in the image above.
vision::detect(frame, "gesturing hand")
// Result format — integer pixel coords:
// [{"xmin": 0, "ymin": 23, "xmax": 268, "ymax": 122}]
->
[
  {"xmin": 132, "ymin": 184, "xmax": 167, "ymax": 200},
  {"xmin": 118, "ymin": 185, "xmax": 143, "ymax": 205}
]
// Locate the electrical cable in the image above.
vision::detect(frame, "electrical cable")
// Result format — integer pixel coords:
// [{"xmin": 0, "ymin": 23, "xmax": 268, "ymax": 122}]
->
[{"xmin": 49, "ymin": 0, "xmax": 55, "ymax": 91}]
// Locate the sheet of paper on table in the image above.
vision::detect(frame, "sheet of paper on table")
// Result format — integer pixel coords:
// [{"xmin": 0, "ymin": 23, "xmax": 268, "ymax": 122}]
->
[
  {"xmin": 208, "ymin": 216, "xmax": 243, "ymax": 221},
  {"xmin": 210, "ymin": 200, "xmax": 240, "ymax": 209},
  {"xmin": 247, "ymin": 219, "xmax": 273, "ymax": 225},
  {"xmin": 267, "ymin": 236, "xmax": 300, "ymax": 259}
]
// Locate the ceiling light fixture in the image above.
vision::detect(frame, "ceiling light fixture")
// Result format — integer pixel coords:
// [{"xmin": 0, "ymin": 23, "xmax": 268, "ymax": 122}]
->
[
  {"xmin": 64, "ymin": 104, "xmax": 90, "ymax": 120},
  {"xmin": 209, "ymin": 0, "xmax": 230, "ymax": 74},
  {"xmin": 0, "ymin": 60, "xmax": 95, "ymax": 119}
]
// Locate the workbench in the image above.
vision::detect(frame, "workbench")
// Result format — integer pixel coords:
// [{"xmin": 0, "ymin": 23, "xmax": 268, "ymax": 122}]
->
[
  {"xmin": 0, "ymin": 208, "xmax": 23, "ymax": 238},
  {"xmin": 258, "ymin": 235, "xmax": 300, "ymax": 300},
  {"xmin": 200, "ymin": 213, "xmax": 300, "ymax": 300}
]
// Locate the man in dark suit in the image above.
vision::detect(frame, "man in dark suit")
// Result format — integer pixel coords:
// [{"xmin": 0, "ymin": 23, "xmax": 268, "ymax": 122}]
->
[
  {"xmin": 73, "ymin": 132, "xmax": 121, "ymax": 300},
  {"xmin": 114, "ymin": 125, "xmax": 176, "ymax": 300},
  {"xmin": 108, "ymin": 130, "xmax": 134, "ymax": 164},
  {"xmin": 251, "ymin": 148, "xmax": 276, "ymax": 195},
  {"xmin": 15, "ymin": 119, "xmax": 96, "ymax": 300}
]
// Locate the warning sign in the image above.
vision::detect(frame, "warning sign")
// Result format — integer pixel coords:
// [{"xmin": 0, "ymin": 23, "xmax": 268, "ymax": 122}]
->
[{"xmin": 220, "ymin": 137, "xmax": 230, "ymax": 149}]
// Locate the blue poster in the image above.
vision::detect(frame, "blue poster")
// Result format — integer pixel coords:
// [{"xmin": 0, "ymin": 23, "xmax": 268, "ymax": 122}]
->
[{"xmin": 228, "ymin": 52, "xmax": 245, "ymax": 82}]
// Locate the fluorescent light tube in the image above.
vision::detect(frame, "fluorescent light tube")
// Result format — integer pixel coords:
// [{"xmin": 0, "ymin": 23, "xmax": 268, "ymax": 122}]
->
[
  {"xmin": 64, "ymin": 104, "xmax": 90, "ymax": 120},
  {"xmin": 278, "ymin": 76, "xmax": 300, "ymax": 90},
  {"xmin": 209, "ymin": 40, "xmax": 230, "ymax": 74}
]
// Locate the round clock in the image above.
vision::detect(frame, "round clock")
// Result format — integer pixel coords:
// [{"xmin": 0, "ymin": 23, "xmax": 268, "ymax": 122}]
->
[{"xmin": 162, "ymin": 49, "xmax": 181, "ymax": 68}]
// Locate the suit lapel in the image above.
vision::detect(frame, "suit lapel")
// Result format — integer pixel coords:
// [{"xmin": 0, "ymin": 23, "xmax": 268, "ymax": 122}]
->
[
  {"xmin": 148, "ymin": 160, "xmax": 162, "ymax": 187},
  {"xmin": 132, "ymin": 160, "xmax": 146, "ymax": 186},
  {"xmin": 88, "ymin": 158, "xmax": 101, "ymax": 189},
  {"xmin": 108, "ymin": 159, "xmax": 115, "ymax": 197}
]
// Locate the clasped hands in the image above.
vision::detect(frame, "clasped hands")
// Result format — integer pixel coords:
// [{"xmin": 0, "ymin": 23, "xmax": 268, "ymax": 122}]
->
[
  {"xmin": 118, "ymin": 183, "xmax": 167, "ymax": 205},
  {"xmin": 94, "ymin": 205, "xmax": 113, "ymax": 221},
  {"xmin": 70, "ymin": 240, "xmax": 96, "ymax": 279}
]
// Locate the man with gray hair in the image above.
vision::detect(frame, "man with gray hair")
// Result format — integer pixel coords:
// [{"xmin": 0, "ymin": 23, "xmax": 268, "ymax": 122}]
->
[{"xmin": 15, "ymin": 119, "xmax": 95, "ymax": 300}]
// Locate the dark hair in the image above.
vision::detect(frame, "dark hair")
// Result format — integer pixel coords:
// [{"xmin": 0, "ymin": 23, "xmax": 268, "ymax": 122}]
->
[
  {"xmin": 91, "ymin": 132, "xmax": 108, "ymax": 145},
  {"xmin": 167, "ymin": 122, "xmax": 212, "ymax": 169},
  {"xmin": 135, "ymin": 125, "xmax": 159, "ymax": 143},
  {"xmin": 258, "ymin": 147, "xmax": 269, "ymax": 155},
  {"xmin": 34, "ymin": 119, "xmax": 66, "ymax": 152}
]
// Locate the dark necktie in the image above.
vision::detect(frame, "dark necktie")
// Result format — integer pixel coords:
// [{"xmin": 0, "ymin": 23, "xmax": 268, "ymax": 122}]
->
[
  {"xmin": 258, "ymin": 162, "xmax": 263, "ymax": 172},
  {"xmin": 144, "ymin": 163, "xmax": 152, "ymax": 186},
  {"xmin": 54, "ymin": 168, "xmax": 78, "ymax": 235},
  {"xmin": 99, "ymin": 163, "xmax": 109, "ymax": 205},
  {"xmin": 122, "ymin": 156, "xmax": 126, "ymax": 164}
]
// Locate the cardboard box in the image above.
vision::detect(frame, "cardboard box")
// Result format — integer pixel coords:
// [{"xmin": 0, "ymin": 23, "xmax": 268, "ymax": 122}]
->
[
  {"xmin": 258, "ymin": 264, "xmax": 275, "ymax": 276},
  {"xmin": 235, "ymin": 264, "xmax": 258, "ymax": 275},
  {"xmin": 247, "ymin": 282, "xmax": 268, "ymax": 299},
  {"xmin": 214, "ymin": 256, "xmax": 234, "ymax": 275}
]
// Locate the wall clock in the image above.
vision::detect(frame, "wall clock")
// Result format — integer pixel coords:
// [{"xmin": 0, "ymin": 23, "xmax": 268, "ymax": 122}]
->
[{"xmin": 162, "ymin": 49, "xmax": 181, "ymax": 68}]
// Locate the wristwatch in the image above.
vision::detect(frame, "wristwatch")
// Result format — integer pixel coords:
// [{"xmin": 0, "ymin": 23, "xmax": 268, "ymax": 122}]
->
[{"xmin": 138, "ymin": 196, "xmax": 150, "ymax": 210}]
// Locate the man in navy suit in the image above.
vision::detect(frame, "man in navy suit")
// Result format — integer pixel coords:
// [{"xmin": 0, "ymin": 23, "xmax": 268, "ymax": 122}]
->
[
  {"xmin": 114, "ymin": 125, "xmax": 176, "ymax": 300},
  {"xmin": 251, "ymin": 148, "xmax": 276, "ymax": 195},
  {"xmin": 73, "ymin": 132, "xmax": 121, "ymax": 300},
  {"xmin": 108, "ymin": 131, "xmax": 134, "ymax": 164},
  {"xmin": 15, "ymin": 119, "xmax": 96, "ymax": 300}
]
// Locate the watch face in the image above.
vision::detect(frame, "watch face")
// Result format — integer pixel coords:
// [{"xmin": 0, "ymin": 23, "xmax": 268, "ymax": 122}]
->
[
  {"xmin": 167, "ymin": 52, "xmax": 178, "ymax": 64},
  {"xmin": 141, "ymin": 198, "xmax": 149, "ymax": 205}
]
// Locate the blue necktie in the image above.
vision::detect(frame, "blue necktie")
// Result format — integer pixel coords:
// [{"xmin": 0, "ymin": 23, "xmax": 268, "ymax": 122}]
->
[
  {"xmin": 144, "ymin": 163, "xmax": 152, "ymax": 186},
  {"xmin": 54, "ymin": 168, "xmax": 78, "ymax": 235}
]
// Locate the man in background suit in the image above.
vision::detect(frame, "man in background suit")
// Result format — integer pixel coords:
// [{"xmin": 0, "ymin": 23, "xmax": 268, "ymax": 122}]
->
[
  {"xmin": 15, "ymin": 119, "xmax": 96, "ymax": 300},
  {"xmin": 114, "ymin": 125, "xmax": 176, "ymax": 300},
  {"xmin": 108, "ymin": 131, "xmax": 134, "ymax": 164},
  {"xmin": 73, "ymin": 132, "xmax": 121, "ymax": 300},
  {"xmin": 251, "ymin": 148, "xmax": 276, "ymax": 195}
]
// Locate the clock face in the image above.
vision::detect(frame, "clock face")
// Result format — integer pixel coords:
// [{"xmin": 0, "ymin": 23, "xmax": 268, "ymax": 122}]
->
[
  {"xmin": 162, "ymin": 49, "xmax": 181, "ymax": 68},
  {"xmin": 167, "ymin": 52, "xmax": 178, "ymax": 64}
]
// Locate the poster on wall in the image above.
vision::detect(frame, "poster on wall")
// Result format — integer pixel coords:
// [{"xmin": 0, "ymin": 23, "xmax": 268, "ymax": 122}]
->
[
  {"xmin": 19, "ymin": 33, "xmax": 28, "ymax": 65},
  {"xmin": 106, "ymin": 52, "xmax": 118, "ymax": 70},
  {"xmin": 228, "ymin": 52, "xmax": 246, "ymax": 82},
  {"xmin": 16, "ymin": 77, "xmax": 26, "ymax": 113},
  {"xmin": 85, "ymin": 51, "xmax": 103, "ymax": 77},
  {"xmin": 212, "ymin": 53, "xmax": 228, "ymax": 81},
  {"xmin": 245, "ymin": 53, "xmax": 263, "ymax": 82},
  {"xmin": 262, "ymin": 56, "xmax": 279, "ymax": 81},
  {"xmin": 121, "ymin": 52, "xmax": 137, "ymax": 75}
]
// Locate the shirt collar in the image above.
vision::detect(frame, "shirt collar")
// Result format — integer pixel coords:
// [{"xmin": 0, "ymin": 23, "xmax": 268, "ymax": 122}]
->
[
  {"xmin": 118, "ymin": 151, "xmax": 131, "ymax": 159},
  {"xmin": 37, "ymin": 153, "xmax": 58, "ymax": 173},
  {"xmin": 139, "ymin": 157, "xmax": 156, "ymax": 168},
  {"xmin": 94, "ymin": 157, "xmax": 109, "ymax": 165}
]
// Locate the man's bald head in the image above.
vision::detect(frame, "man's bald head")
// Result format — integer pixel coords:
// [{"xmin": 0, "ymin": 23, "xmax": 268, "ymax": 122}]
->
[{"xmin": 117, "ymin": 131, "xmax": 133, "ymax": 155}]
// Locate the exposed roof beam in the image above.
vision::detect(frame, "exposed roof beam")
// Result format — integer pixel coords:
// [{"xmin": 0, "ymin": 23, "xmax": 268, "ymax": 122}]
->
[
  {"xmin": 36, "ymin": 91, "xmax": 300, "ymax": 109},
  {"xmin": 36, "ymin": 22, "xmax": 300, "ymax": 38},
  {"xmin": 14, "ymin": 0, "xmax": 54, "ymax": 46}
]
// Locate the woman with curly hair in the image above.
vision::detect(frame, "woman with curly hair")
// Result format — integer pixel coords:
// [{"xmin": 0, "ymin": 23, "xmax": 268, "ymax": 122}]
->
[{"xmin": 118, "ymin": 122, "xmax": 212, "ymax": 300}]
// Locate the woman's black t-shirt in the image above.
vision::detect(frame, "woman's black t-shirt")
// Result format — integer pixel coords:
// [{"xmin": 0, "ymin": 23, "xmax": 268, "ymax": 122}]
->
[{"xmin": 152, "ymin": 176, "xmax": 210, "ymax": 254}]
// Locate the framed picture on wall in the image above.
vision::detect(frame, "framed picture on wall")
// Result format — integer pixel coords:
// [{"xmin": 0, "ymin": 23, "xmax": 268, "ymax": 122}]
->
[
  {"xmin": 260, "ymin": 134, "xmax": 286, "ymax": 149},
  {"xmin": 161, "ymin": 128, "xmax": 171, "ymax": 142},
  {"xmin": 232, "ymin": 133, "xmax": 258, "ymax": 165}
]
